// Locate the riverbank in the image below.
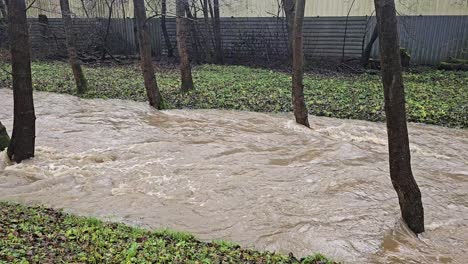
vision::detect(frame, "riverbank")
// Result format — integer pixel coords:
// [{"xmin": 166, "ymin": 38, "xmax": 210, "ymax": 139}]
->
[
  {"xmin": 0, "ymin": 202, "xmax": 334, "ymax": 263},
  {"xmin": 0, "ymin": 61, "xmax": 466, "ymax": 128}
]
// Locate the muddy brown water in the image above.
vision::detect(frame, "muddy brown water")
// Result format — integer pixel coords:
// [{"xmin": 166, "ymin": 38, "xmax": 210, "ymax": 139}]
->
[{"xmin": 0, "ymin": 89, "xmax": 467, "ymax": 263}]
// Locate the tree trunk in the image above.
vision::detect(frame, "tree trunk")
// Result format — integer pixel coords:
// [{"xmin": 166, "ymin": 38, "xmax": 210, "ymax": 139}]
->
[
  {"xmin": 374, "ymin": 0, "xmax": 424, "ymax": 234},
  {"xmin": 0, "ymin": 121, "xmax": 10, "ymax": 152},
  {"xmin": 185, "ymin": 3, "xmax": 203, "ymax": 64},
  {"xmin": 361, "ymin": 24, "xmax": 379, "ymax": 67},
  {"xmin": 60, "ymin": 0, "xmax": 88, "ymax": 94},
  {"xmin": 0, "ymin": 0, "xmax": 7, "ymax": 20},
  {"xmin": 282, "ymin": 0, "xmax": 295, "ymax": 57},
  {"xmin": 176, "ymin": 0, "xmax": 194, "ymax": 92},
  {"xmin": 212, "ymin": 0, "xmax": 223, "ymax": 64},
  {"xmin": 133, "ymin": 17, "xmax": 139, "ymax": 55},
  {"xmin": 161, "ymin": 0, "xmax": 173, "ymax": 57},
  {"xmin": 201, "ymin": 0, "xmax": 214, "ymax": 61},
  {"xmin": 291, "ymin": 0, "xmax": 309, "ymax": 128},
  {"xmin": 101, "ymin": 0, "xmax": 115, "ymax": 60},
  {"xmin": 7, "ymin": 0, "xmax": 36, "ymax": 163},
  {"xmin": 133, "ymin": 0, "xmax": 163, "ymax": 109}
]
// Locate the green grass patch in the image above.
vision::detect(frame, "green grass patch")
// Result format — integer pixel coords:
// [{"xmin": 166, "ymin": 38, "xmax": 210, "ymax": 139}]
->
[
  {"xmin": 0, "ymin": 201, "xmax": 335, "ymax": 263},
  {"xmin": 0, "ymin": 61, "xmax": 466, "ymax": 128}
]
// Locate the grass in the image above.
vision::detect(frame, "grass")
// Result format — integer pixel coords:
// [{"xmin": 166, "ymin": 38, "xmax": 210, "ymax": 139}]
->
[
  {"xmin": 0, "ymin": 201, "xmax": 335, "ymax": 263},
  {"xmin": 0, "ymin": 61, "xmax": 466, "ymax": 128}
]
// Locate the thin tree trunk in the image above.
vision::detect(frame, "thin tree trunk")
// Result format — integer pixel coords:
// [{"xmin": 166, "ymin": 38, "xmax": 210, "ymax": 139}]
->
[
  {"xmin": 60, "ymin": 0, "xmax": 88, "ymax": 94},
  {"xmin": 282, "ymin": 0, "xmax": 294, "ymax": 57},
  {"xmin": 79, "ymin": 0, "xmax": 90, "ymax": 18},
  {"xmin": 361, "ymin": 24, "xmax": 379, "ymax": 67},
  {"xmin": 212, "ymin": 0, "xmax": 223, "ymax": 64},
  {"xmin": 7, "ymin": 0, "xmax": 36, "ymax": 163},
  {"xmin": 161, "ymin": 0, "xmax": 174, "ymax": 57},
  {"xmin": 374, "ymin": 0, "xmax": 424, "ymax": 234},
  {"xmin": 201, "ymin": 0, "xmax": 214, "ymax": 61},
  {"xmin": 0, "ymin": 0, "xmax": 7, "ymax": 20},
  {"xmin": 291, "ymin": 0, "xmax": 309, "ymax": 128},
  {"xmin": 120, "ymin": 0, "xmax": 129, "ymax": 56},
  {"xmin": 133, "ymin": 17, "xmax": 139, "ymax": 55},
  {"xmin": 133, "ymin": 0, "xmax": 163, "ymax": 109},
  {"xmin": 176, "ymin": 0, "xmax": 194, "ymax": 92},
  {"xmin": 185, "ymin": 3, "xmax": 202, "ymax": 63},
  {"xmin": 101, "ymin": 0, "xmax": 115, "ymax": 60}
]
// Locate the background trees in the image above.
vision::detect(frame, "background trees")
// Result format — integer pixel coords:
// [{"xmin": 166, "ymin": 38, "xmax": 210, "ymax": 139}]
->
[
  {"xmin": 7, "ymin": 0, "xmax": 36, "ymax": 163},
  {"xmin": 374, "ymin": 0, "xmax": 424, "ymax": 234}
]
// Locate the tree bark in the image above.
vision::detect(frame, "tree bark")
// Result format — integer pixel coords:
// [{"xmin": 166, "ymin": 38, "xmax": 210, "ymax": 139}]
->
[
  {"xmin": 282, "ymin": 0, "xmax": 295, "ymax": 57},
  {"xmin": 361, "ymin": 24, "xmax": 379, "ymax": 67},
  {"xmin": 176, "ymin": 0, "xmax": 194, "ymax": 92},
  {"xmin": 133, "ymin": 0, "xmax": 163, "ymax": 109},
  {"xmin": 7, "ymin": 0, "xmax": 36, "ymax": 163},
  {"xmin": 374, "ymin": 0, "xmax": 424, "ymax": 234},
  {"xmin": 60, "ymin": 0, "xmax": 88, "ymax": 94},
  {"xmin": 212, "ymin": 0, "xmax": 223, "ymax": 64},
  {"xmin": 161, "ymin": 0, "xmax": 174, "ymax": 57},
  {"xmin": 291, "ymin": 0, "xmax": 309, "ymax": 128}
]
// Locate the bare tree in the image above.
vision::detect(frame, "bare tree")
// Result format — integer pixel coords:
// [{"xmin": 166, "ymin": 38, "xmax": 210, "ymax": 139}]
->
[
  {"xmin": 133, "ymin": 0, "xmax": 163, "ymax": 108},
  {"xmin": 176, "ymin": 0, "xmax": 194, "ymax": 91},
  {"xmin": 7, "ymin": 0, "xmax": 36, "ymax": 163},
  {"xmin": 282, "ymin": 0, "xmax": 295, "ymax": 56},
  {"xmin": 374, "ymin": 0, "xmax": 424, "ymax": 234},
  {"xmin": 60, "ymin": 0, "xmax": 88, "ymax": 94},
  {"xmin": 212, "ymin": 0, "xmax": 223, "ymax": 63},
  {"xmin": 291, "ymin": 0, "xmax": 309, "ymax": 128},
  {"xmin": 161, "ymin": 0, "xmax": 174, "ymax": 57},
  {"xmin": 101, "ymin": 0, "xmax": 117, "ymax": 60}
]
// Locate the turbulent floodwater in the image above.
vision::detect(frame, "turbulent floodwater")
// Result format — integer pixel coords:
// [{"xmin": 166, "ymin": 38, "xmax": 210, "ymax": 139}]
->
[{"xmin": 0, "ymin": 89, "xmax": 467, "ymax": 263}]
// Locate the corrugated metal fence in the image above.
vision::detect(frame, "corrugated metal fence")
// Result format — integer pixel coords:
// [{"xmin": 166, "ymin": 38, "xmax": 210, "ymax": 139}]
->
[
  {"xmin": 23, "ymin": 16, "xmax": 468, "ymax": 64},
  {"xmin": 367, "ymin": 16, "xmax": 468, "ymax": 64}
]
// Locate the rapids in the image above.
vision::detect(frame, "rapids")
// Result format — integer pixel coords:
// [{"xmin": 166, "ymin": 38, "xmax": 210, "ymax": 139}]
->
[{"xmin": 0, "ymin": 89, "xmax": 467, "ymax": 263}]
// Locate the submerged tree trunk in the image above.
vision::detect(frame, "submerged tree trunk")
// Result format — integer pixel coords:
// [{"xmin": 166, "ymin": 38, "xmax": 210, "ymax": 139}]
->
[
  {"xmin": 176, "ymin": 0, "xmax": 194, "ymax": 92},
  {"xmin": 212, "ymin": 0, "xmax": 223, "ymax": 64},
  {"xmin": 161, "ymin": 0, "xmax": 173, "ymax": 57},
  {"xmin": 282, "ymin": 0, "xmax": 295, "ymax": 57},
  {"xmin": 291, "ymin": 0, "xmax": 309, "ymax": 128},
  {"xmin": 60, "ymin": 0, "xmax": 88, "ymax": 94},
  {"xmin": 374, "ymin": 0, "xmax": 424, "ymax": 234},
  {"xmin": 133, "ymin": 0, "xmax": 163, "ymax": 109},
  {"xmin": 361, "ymin": 25, "xmax": 379, "ymax": 67},
  {"xmin": 7, "ymin": 0, "xmax": 36, "ymax": 163}
]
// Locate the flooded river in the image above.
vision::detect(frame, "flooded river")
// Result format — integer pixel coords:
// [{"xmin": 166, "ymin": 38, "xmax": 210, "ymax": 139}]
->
[{"xmin": 0, "ymin": 89, "xmax": 467, "ymax": 263}]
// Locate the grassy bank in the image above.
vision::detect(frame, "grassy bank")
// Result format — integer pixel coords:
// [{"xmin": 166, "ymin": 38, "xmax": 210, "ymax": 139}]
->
[
  {"xmin": 0, "ymin": 62, "xmax": 466, "ymax": 128},
  {"xmin": 0, "ymin": 202, "xmax": 334, "ymax": 263}
]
